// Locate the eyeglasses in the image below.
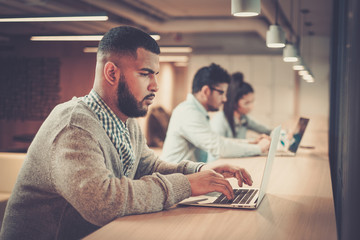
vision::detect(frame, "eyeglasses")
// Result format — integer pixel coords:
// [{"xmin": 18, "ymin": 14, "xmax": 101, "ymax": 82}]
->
[{"xmin": 209, "ymin": 86, "xmax": 225, "ymax": 95}]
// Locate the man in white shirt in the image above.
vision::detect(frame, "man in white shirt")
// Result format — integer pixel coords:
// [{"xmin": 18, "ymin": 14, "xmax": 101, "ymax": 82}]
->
[{"xmin": 162, "ymin": 63, "xmax": 270, "ymax": 163}]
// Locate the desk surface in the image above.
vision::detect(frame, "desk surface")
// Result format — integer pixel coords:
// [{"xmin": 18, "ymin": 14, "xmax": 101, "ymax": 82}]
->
[{"xmin": 84, "ymin": 140, "xmax": 337, "ymax": 240}]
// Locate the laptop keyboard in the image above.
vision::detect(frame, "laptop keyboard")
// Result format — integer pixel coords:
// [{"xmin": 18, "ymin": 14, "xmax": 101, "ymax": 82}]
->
[{"xmin": 213, "ymin": 189, "xmax": 258, "ymax": 205}]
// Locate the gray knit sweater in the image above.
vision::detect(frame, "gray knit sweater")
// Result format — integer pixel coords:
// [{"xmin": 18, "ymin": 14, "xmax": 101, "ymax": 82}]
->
[{"xmin": 0, "ymin": 97, "xmax": 200, "ymax": 240}]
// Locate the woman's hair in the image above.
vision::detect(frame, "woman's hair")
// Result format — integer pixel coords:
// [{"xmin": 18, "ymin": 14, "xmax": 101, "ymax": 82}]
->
[{"xmin": 223, "ymin": 72, "xmax": 254, "ymax": 137}]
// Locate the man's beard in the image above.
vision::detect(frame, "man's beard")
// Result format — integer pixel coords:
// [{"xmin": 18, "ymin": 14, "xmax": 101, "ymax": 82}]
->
[
  {"xmin": 117, "ymin": 74, "xmax": 154, "ymax": 118},
  {"xmin": 207, "ymin": 104, "xmax": 220, "ymax": 112}
]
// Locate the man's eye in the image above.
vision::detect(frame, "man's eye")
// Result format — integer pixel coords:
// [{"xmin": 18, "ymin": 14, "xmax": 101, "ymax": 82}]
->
[{"xmin": 139, "ymin": 72, "xmax": 149, "ymax": 76}]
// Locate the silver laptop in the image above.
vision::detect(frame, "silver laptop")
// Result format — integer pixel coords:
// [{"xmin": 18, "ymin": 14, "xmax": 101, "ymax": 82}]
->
[
  {"xmin": 276, "ymin": 117, "xmax": 309, "ymax": 156},
  {"xmin": 178, "ymin": 125, "xmax": 281, "ymax": 210}
]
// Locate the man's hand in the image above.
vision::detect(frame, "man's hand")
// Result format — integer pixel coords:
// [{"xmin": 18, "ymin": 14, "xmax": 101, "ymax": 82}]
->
[
  {"xmin": 185, "ymin": 170, "xmax": 234, "ymax": 200},
  {"xmin": 200, "ymin": 164, "xmax": 253, "ymax": 187},
  {"xmin": 185, "ymin": 164, "xmax": 253, "ymax": 200}
]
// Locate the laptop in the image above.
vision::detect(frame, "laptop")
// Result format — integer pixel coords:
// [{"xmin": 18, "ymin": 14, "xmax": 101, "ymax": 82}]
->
[
  {"xmin": 178, "ymin": 125, "xmax": 281, "ymax": 210},
  {"xmin": 276, "ymin": 117, "xmax": 309, "ymax": 156}
]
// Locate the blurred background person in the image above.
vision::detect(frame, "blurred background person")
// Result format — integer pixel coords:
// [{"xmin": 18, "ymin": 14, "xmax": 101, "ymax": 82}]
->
[
  {"xmin": 210, "ymin": 72, "xmax": 271, "ymax": 141},
  {"xmin": 162, "ymin": 65, "xmax": 270, "ymax": 164},
  {"xmin": 146, "ymin": 106, "xmax": 171, "ymax": 148}
]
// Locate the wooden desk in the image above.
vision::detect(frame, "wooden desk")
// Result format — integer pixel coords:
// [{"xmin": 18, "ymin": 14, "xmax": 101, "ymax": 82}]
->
[{"xmin": 84, "ymin": 143, "xmax": 337, "ymax": 240}]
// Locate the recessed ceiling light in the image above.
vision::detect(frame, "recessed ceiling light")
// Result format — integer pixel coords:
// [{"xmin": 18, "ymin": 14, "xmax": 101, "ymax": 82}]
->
[
  {"xmin": 0, "ymin": 13, "xmax": 108, "ymax": 22},
  {"xmin": 160, "ymin": 47, "xmax": 192, "ymax": 53},
  {"xmin": 32, "ymin": 34, "xmax": 160, "ymax": 42}
]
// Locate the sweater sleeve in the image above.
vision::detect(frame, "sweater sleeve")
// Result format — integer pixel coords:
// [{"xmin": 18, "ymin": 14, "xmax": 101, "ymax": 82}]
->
[
  {"xmin": 135, "ymin": 142, "xmax": 201, "ymax": 176},
  {"xmin": 245, "ymin": 116, "xmax": 272, "ymax": 135},
  {"xmin": 50, "ymin": 125, "xmax": 192, "ymax": 226},
  {"xmin": 129, "ymin": 117, "xmax": 201, "ymax": 177}
]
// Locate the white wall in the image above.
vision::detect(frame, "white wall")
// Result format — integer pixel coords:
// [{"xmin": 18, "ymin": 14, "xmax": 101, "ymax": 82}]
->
[{"xmin": 299, "ymin": 36, "xmax": 330, "ymax": 127}]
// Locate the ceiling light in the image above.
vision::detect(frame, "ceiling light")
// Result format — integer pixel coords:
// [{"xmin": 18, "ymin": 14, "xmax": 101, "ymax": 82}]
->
[
  {"xmin": 159, "ymin": 56, "xmax": 189, "ymax": 63},
  {"xmin": 31, "ymin": 35, "xmax": 104, "ymax": 41},
  {"xmin": 298, "ymin": 69, "xmax": 309, "ymax": 76},
  {"xmin": 303, "ymin": 74, "xmax": 315, "ymax": 82},
  {"xmin": 150, "ymin": 34, "xmax": 161, "ymax": 41},
  {"xmin": 301, "ymin": 68, "xmax": 314, "ymax": 82},
  {"xmin": 160, "ymin": 46, "xmax": 192, "ymax": 53},
  {"xmin": 0, "ymin": 13, "xmax": 108, "ymax": 22},
  {"xmin": 266, "ymin": 0, "xmax": 285, "ymax": 48},
  {"xmin": 83, "ymin": 48, "xmax": 189, "ymax": 63},
  {"xmin": 285, "ymin": 0, "xmax": 299, "ymax": 63},
  {"xmin": 83, "ymin": 47, "xmax": 98, "ymax": 53},
  {"xmin": 283, "ymin": 43, "xmax": 298, "ymax": 62},
  {"xmin": 231, "ymin": 0, "xmax": 261, "ymax": 17},
  {"xmin": 266, "ymin": 25, "xmax": 286, "ymax": 48},
  {"xmin": 32, "ymin": 34, "xmax": 160, "ymax": 42},
  {"xmin": 293, "ymin": 58, "xmax": 305, "ymax": 70}
]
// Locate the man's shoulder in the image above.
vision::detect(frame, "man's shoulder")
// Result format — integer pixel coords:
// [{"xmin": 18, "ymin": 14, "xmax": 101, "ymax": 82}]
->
[
  {"xmin": 31, "ymin": 98, "xmax": 102, "ymax": 146},
  {"xmin": 172, "ymin": 99, "xmax": 202, "ymax": 116},
  {"xmin": 48, "ymin": 97, "xmax": 99, "ymax": 130}
]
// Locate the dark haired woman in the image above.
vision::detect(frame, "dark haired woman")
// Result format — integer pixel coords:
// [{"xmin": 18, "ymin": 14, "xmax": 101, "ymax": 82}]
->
[{"xmin": 210, "ymin": 72, "xmax": 271, "ymax": 140}]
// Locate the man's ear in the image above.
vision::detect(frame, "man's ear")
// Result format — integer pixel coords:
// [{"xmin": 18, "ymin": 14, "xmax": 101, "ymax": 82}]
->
[
  {"xmin": 197, "ymin": 85, "xmax": 211, "ymax": 102},
  {"xmin": 103, "ymin": 62, "xmax": 119, "ymax": 86},
  {"xmin": 202, "ymin": 85, "xmax": 212, "ymax": 97}
]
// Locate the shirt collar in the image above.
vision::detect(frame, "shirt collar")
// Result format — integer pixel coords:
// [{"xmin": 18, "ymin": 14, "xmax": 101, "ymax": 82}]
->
[
  {"xmin": 187, "ymin": 93, "xmax": 209, "ymax": 120},
  {"xmin": 82, "ymin": 89, "xmax": 135, "ymax": 176},
  {"xmin": 93, "ymin": 89, "xmax": 127, "ymax": 123},
  {"xmin": 85, "ymin": 89, "xmax": 128, "ymax": 130}
]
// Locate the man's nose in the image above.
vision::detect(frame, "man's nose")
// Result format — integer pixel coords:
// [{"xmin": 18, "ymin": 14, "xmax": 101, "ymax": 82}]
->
[{"xmin": 148, "ymin": 75, "xmax": 159, "ymax": 92}]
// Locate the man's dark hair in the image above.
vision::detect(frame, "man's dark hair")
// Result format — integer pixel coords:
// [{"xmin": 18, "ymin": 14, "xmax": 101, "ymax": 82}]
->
[
  {"xmin": 98, "ymin": 26, "xmax": 160, "ymax": 58},
  {"xmin": 192, "ymin": 63, "xmax": 230, "ymax": 94},
  {"xmin": 223, "ymin": 72, "xmax": 254, "ymax": 137}
]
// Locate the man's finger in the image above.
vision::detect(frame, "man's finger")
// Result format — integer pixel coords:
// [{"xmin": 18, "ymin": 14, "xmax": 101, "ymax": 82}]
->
[
  {"xmin": 240, "ymin": 169, "xmax": 253, "ymax": 186},
  {"xmin": 212, "ymin": 182, "xmax": 234, "ymax": 200},
  {"xmin": 235, "ymin": 171, "xmax": 244, "ymax": 187},
  {"xmin": 210, "ymin": 176, "xmax": 234, "ymax": 199}
]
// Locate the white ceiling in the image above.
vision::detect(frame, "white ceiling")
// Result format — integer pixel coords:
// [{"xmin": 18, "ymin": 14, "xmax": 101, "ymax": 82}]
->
[{"xmin": 0, "ymin": 0, "xmax": 332, "ymax": 54}]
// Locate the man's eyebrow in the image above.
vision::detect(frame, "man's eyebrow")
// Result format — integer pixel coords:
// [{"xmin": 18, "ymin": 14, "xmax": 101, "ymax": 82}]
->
[{"xmin": 139, "ymin": 68, "xmax": 159, "ymax": 74}]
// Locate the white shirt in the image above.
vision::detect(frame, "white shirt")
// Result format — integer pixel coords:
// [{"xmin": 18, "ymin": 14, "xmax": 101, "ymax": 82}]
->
[{"xmin": 161, "ymin": 94, "xmax": 261, "ymax": 163}]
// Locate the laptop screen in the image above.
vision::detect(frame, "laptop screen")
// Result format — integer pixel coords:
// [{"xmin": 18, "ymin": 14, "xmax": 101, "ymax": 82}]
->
[
  {"xmin": 257, "ymin": 125, "xmax": 281, "ymax": 205},
  {"xmin": 288, "ymin": 117, "xmax": 309, "ymax": 153}
]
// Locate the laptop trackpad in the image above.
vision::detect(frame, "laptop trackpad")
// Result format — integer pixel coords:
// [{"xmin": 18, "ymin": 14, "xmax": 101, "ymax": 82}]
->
[{"xmin": 205, "ymin": 192, "xmax": 221, "ymax": 197}]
